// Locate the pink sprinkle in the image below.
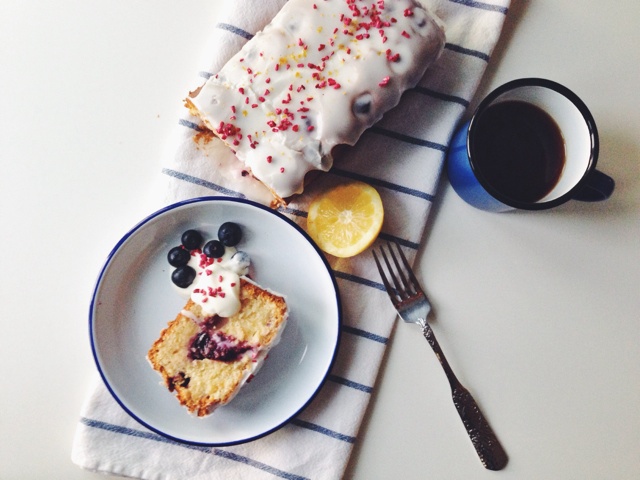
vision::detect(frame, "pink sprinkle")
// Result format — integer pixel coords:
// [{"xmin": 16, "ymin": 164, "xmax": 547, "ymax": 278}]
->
[
  {"xmin": 379, "ymin": 76, "xmax": 390, "ymax": 87},
  {"xmin": 238, "ymin": 87, "xmax": 244, "ymax": 94},
  {"xmin": 402, "ymin": 30, "xmax": 410, "ymax": 38},
  {"xmin": 267, "ymin": 156, "xmax": 273, "ymax": 163},
  {"xmin": 292, "ymin": 125, "xmax": 299, "ymax": 132},
  {"xmin": 307, "ymin": 125, "xmax": 315, "ymax": 132},
  {"xmin": 404, "ymin": 8, "xmax": 413, "ymax": 17},
  {"xmin": 280, "ymin": 167, "xmax": 285, "ymax": 173},
  {"xmin": 266, "ymin": 77, "xmax": 271, "ymax": 83}
]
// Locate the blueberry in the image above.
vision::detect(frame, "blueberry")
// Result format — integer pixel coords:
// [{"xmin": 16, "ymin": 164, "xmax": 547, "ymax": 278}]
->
[
  {"xmin": 171, "ymin": 265, "xmax": 196, "ymax": 288},
  {"xmin": 181, "ymin": 230, "xmax": 203, "ymax": 250},
  {"xmin": 167, "ymin": 246, "xmax": 190, "ymax": 267},
  {"xmin": 218, "ymin": 222, "xmax": 242, "ymax": 246},
  {"xmin": 229, "ymin": 251, "xmax": 251, "ymax": 275},
  {"xmin": 353, "ymin": 93, "xmax": 373, "ymax": 116},
  {"xmin": 203, "ymin": 240, "xmax": 225, "ymax": 258}
]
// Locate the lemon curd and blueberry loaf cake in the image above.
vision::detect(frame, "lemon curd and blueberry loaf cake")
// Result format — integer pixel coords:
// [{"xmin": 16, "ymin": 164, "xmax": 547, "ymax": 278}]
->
[
  {"xmin": 147, "ymin": 223, "xmax": 288, "ymax": 417},
  {"xmin": 186, "ymin": 0, "xmax": 446, "ymax": 203}
]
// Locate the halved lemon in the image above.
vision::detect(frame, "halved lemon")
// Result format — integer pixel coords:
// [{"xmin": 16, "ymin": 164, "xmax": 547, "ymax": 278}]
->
[{"xmin": 307, "ymin": 181, "xmax": 384, "ymax": 258}]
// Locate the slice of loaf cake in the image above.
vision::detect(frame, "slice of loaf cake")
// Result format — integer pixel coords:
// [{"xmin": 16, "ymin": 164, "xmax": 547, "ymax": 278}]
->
[{"xmin": 147, "ymin": 278, "xmax": 288, "ymax": 417}]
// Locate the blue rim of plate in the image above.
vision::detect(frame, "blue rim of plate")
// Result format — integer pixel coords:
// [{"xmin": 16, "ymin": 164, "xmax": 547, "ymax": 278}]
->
[{"xmin": 89, "ymin": 196, "xmax": 342, "ymax": 446}]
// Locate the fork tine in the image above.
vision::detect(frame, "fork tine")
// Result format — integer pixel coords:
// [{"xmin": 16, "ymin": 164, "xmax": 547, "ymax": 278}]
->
[
  {"xmin": 385, "ymin": 241, "xmax": 415, "ymax": 296},
  {"xmin": 372, "ymin": 249, "xmax": 398, "ymax": 304},
  {"xmin": 379, "ymin": 243, "xmax": 408, "ymax": 299},
  {"xmin": 389, "ymin": 240, "xmax": 421, "ymax": 295}
]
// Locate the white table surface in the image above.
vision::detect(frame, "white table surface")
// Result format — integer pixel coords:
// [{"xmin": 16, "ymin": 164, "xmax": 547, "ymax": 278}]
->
[{"xmin": 1, "ymin": 1, "xmax": 639, "ymax": 479}]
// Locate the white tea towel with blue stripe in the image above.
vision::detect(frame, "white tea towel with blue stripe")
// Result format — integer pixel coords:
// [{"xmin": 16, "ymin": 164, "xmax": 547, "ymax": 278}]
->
[{"xmin": 72, "ymin": 1, "xmax": 511, "ymax": 478}]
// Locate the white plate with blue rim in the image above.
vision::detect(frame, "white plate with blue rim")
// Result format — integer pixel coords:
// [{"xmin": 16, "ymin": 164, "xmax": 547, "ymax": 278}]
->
[{"xmin": 90, "ymin": 196, "xmax": 341, "ymax": 446}]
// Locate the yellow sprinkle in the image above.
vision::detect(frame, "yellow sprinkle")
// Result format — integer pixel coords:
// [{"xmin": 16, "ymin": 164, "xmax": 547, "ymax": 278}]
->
[{"xmin": 242, "ymin": 110, "xmax": 248, "ymax": 117}]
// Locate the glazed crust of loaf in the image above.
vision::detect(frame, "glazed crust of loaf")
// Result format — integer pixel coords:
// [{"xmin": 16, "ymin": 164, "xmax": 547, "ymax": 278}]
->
[
  {"xmin": 185, "ymin": 0, "xmax": 445, "ymax": 204},
  {"xmin": 147, "ymin": 278, "xmax": 288, "ymax": 416}
]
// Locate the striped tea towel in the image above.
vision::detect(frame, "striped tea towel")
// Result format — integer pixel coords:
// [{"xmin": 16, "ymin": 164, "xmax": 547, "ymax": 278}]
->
[{"xmin": 72, "ymin": 1, "xmax": 511, "ymax": 479}]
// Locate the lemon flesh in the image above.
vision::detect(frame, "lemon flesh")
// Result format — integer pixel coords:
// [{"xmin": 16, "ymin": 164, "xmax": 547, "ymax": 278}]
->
[{"xmin": 307, "ymin": 182, "xmax": 384, "ymax": 258}]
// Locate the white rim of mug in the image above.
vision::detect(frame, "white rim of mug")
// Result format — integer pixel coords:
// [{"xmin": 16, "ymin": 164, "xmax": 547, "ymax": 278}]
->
[{"xmin": 466, "ymin": 78, "xmax": 599, "ymax": 210}]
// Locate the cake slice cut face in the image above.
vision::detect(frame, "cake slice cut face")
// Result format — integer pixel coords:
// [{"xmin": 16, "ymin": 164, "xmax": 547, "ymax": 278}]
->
[
  {"xmin": 186, "ymin": 0, "xmax": 446, "ymax": 202},
  {"xmin": 147, "ymin": 279, "xmax": 288, "ymax": 417}
]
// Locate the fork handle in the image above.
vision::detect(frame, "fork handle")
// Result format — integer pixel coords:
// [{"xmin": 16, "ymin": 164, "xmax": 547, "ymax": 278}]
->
[{"xmin": 422, "ymin": 323, "xmax": 508, "ymax": 471}]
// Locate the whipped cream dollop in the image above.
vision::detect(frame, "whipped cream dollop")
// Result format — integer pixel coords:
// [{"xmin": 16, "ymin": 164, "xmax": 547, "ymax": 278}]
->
[{"xmin": 180, "ymin": 247, "xmax": 251, "ymax": 317}]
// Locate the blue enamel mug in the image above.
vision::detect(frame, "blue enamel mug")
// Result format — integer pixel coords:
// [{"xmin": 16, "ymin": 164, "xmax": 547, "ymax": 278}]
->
[{"xmin": 447, "ymin": 78, "xmax": 615, "ymax": 212}]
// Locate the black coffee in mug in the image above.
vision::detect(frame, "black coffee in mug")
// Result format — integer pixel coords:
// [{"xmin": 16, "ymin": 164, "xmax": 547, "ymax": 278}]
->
[
  {"xmin": 472, "ymin": 100, "xmax": 566, "ymax": 203},
  {"xmin": 448, "ymin": 78, "xmax": 614, "ymax": 212}
]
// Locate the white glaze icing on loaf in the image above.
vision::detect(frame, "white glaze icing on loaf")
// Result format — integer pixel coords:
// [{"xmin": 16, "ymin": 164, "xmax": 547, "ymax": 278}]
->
[{"xmin": 187, "ymin": 0, "xmax": 445, "ymax": 201}]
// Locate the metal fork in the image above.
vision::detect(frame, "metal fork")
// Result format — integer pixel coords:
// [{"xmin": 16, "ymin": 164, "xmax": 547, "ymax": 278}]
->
[{"xmin": 373, "ymin": 240, "xmax": 508, "ymax": 471}]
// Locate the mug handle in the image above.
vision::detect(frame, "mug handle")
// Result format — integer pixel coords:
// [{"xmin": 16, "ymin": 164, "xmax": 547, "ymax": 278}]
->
[{"xmin": 572, "ymin": 169, "xmax": 615, "ymax": 202}]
